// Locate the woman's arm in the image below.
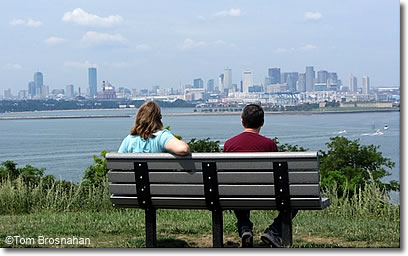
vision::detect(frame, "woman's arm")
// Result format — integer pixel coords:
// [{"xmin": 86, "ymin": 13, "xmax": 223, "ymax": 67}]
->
[{"xmin": 165, "ymin": 137, "xmax": 190, "ymax": 155}]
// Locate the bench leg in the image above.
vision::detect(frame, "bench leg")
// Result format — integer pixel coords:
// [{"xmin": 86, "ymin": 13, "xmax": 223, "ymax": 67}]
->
[
  {"xmin": 145, "ymin": 208, "xmax": 157, "ymax": 247},
  {"xmin": 212, "ymin": 210, "xmax": 223, "ymax": 248},
  {"xmin": 281, "ymin": 210, "xmax": 292, "ymax": 246}
]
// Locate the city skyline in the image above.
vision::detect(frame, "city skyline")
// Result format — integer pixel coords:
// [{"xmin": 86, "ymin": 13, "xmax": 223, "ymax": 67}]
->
[{"xmin": 0, "ymin": 0, "xmax": 400, "ymax": 93}]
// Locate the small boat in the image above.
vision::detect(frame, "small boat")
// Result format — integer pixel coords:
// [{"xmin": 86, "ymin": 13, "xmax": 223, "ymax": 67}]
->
[
  {"xmin": 384, "ymin": 123, "xmax": 389, "ymax": 130},
  {"xmin": 338, "ymin": 130, "xmax": 347, "ymax": 134},
  {"xmin": 374, "ymin": 129, "xmax": 384, "ymax": 135}
]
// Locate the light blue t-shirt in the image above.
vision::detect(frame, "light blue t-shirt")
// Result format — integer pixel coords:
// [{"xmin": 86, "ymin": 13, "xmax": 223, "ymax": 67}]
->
[{"xmin": 118, "ymin": 129, "xmax": 174, "ymax": 153}]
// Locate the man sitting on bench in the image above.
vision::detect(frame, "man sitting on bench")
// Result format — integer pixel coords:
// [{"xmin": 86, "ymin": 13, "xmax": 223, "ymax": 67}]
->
[{"xmin": 223, "ymin": 103, "xmax": 298, "ymax": 248}]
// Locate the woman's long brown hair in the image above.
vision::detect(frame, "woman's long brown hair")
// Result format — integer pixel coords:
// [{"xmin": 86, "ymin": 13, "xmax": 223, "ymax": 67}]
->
[{"xmin": 130, "ymin": 101, "xmax": 163, "ymax": 139}]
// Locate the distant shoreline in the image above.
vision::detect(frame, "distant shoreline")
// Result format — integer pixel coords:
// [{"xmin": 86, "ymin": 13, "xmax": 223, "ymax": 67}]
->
[
  {"xmin": 0, "ymin": 115, "xmax": 131, "ymax": 120},
  {"xmin": 0, "ymin": 108, "xmax": 399, "ymax": 120}
]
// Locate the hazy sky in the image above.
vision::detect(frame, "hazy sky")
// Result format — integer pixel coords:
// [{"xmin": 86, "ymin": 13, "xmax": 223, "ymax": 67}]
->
[{"xmin": 0, "ymin": 0, "xmax": 400, "ymax": 94}]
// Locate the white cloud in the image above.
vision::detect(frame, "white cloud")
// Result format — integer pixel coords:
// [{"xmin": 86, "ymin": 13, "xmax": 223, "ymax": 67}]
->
[
  {"xmin": 62, "ymin": 8, "xmax": 123, "ymax": 27},
  {"xmin": 10, "ymin": 18, "xmax": 42, "ymax": 27},
  {"xmin": 181, "ymin": 38, "xmax": 206, "ymax": 50},
  {"xmin": 214, "ymin": 40, "xmax": 236, "ymax": 48},
  {"xmin": 26, "ymin": 18, "xmax": 42, "ymax": 27},
  {"xmin": 4, "ymin": 63, "xmax": 22, "ymax": 70},
  {"xmin": 44, "ymin": 36, "xmax": 65, "ymax": 46},
  {"xmin": 304, "ymin": 11, "xmax": 322, "ymax": 21},
  {"xmin": 300, "ymin": 44, "xmax": 317, "ymax": 51},
  {"xmin": 81, "ymin": 31, "xmax": 127, "ymax": 45},
  {"xmin": 9, "ymin": 19, "xmax": 25, "ymax": 25},
  {"xmin": 215, "ymin": 8, "xmax": 241, "ymax": 17},
  {"xmin": 64, "ymin": 61, "xmax": 97, "ymax": 69}
]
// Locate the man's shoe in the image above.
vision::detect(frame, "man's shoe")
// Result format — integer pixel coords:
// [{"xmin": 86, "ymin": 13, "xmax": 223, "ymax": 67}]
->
[
  {"xmin": 240, "ymin": 227, "xmax": 253, "ymax": 248},
  {"xmin": 260, "ymin": 228, "xmax": 283, "ymax": 248}
]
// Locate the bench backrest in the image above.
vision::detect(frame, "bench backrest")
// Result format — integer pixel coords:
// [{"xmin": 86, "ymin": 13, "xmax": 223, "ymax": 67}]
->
[{"xmin": 106, "ymin": 152, "xmax": 329, "ymax": 210}]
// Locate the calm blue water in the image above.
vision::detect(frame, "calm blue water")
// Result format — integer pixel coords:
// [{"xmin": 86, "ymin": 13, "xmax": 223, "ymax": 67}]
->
[{"xmin": 0, "ymin": 109, "xmax": 400, "ymax": 201}]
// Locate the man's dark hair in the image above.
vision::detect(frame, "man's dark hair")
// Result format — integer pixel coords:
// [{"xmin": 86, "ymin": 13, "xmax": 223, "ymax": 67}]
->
[{"xmin": 241, "ymin": 104, "xmax": 264, "ymax": 128}]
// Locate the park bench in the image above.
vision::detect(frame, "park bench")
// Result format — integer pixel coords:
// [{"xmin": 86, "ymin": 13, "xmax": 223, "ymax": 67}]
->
[{"xmin": 106, "ymin": 152, "xmax": 331, "ymax": 248}]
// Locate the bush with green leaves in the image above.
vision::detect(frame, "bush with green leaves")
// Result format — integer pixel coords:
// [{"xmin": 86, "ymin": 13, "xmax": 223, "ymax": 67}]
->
[
  {"xmin": 272, "ymin": 137, "xmax": 308, "ymax": 152},
  {"xmin": 0, "ymin": 160, "xmax": 55, "ymax": 186},
  {"xmin": 319, "ymin": 136, "xmax": 398, "ymax": 198},
  {"xmin": 187, "ymin": 138, "xmax": 221, "ymax": 153},
  {"xmin": 81, "ymin": 150, "xmax": 109, "ymax": 186}
]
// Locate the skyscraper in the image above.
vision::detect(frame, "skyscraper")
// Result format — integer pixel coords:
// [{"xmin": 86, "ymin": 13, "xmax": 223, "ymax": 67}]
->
[
  {"xmin": 88, "ymin": 67, "xmax": 97, "ymax": 97},
  {"xmin": 34, "ymin": 72, "xmax": 43, "ymax": 97},
  {"xmin": 297, "ymin": 73, "xmax": 306, "ymax": 92},
  {"xmin": 282, "ymin": 72, "xmax": 299, "ymax": 91},
  {"xmin": 242, "ymin": 70, "xmax": 253, "ymax": 93},
  {"xmin": 218, "ymin": 74, "xmax": 224, "ymax": 93},
  {"xmin": 66, "ymin": 84, "xmax": 74, "ymax": 98},
  {"xmin": 317, "ymin": 70, "xmax": 329, "ymax": 84},
  {"xmin": 328, "ymin": 72, "xmax": 338, "ymax": 84},
  {"xmin": 305, "ymin": 66, "xmax": 315, "ymax": 92},
  {"xmin": 362, "ymin": 76, "xmax": 370, "ymax": 95},
  {"xmin": 207, "ymin": 79, "xmax": 214, "ymax": 92},
  {"xmin": 349, "ymin": 74, "xmax": 357, "ymax": 92},
  {"xmin": 28, "ymin": 81, "xmax": 36, "ymax": 96},
  {"xmin": 193, "ymin": 78, "xmax": 204, "ymax": 88},
  {"xmin": 268, "ymin": 68, "xmax": 281, "ymax": 84},
  {"xmin": 224, "ymin": 68, "xmax": 232, "ymax": 90}
]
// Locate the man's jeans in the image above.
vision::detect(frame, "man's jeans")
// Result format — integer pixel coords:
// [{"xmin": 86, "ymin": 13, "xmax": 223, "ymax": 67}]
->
[{"xmin": 234, "ymin": 210, "xmax": 298, "ymax": 236}]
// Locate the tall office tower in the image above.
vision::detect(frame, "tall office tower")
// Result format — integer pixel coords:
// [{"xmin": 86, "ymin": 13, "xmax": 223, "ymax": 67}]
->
[
  {"xmin": 207, "ymin": 79, "xmax": 214, "ymax": 92},
  {"xmin": 329, "ymin": 72, "xmax": 338, "ymax": 84},
  {"xmin": 297, "ymin": 73, "xmax": 306, "ymax": 92},
  {"xmin": 286, "ymin": 75, "xmax": 296, "ymax": 92},
  {"xmin": 18, "ymin": 90, "xmax": 28, "ymax": 99},
  {"xmin": 224, "ymin": 68, "xmax": 232, "ymax": 90},
  {"xmin": 193, "ymin": 78, "xmax": 204, "ymax": 88},
  {"xmin": 3, "ymin": 89, "xmax": 12, "ymax": 99},
  {"xmin": 305, "ymin": 66, "xmax": 315, "ymax": 92},
  {"xmin": 282, "ymin": 72, "xmax": 299, "ymax": 91},
  {"xmin": 349, "ymin": 74, "xmax": 357, "ymax": 92},
  {"xmin": 362, "ymin": 76, "xmax": 370, "ymax": 95},
  {"xmin": 242, "ymin": 70, "xmax": 253, "ymax": 93},
  {"xmin": 280, "ymin": 72, "xmax": 288, "ymax": 84},
  {"xmin": 66, "ymin": 84, "xmax": 74, "ymax": 98},
  {"xmin": 28, "ymin": 81, "xmax": 36, "ymax": 96},
  {"xmin": 317, "ymin": 70, "xmax": 329, "ymax": 84},
  {"xmin": 268, "ymin": 68, "xmax": 281, "ymax": 84},
  {"xmin": 264, "ymin": 76, "xmax": 271, "ymax": 86},
  {"xmin": 34, "ymin": 72, "xmax": 43, "ymax": 97},
  {"xmin": 218, "ymin": 74, "xmax": 224, "ymax": 93},
  {"xmin": 88, "ymin": 67, "xmax": 97, "ymax": 97}
]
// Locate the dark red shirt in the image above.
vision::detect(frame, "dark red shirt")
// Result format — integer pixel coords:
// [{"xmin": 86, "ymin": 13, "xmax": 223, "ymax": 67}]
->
[{"xmin": 223, "ymin": 132, "xmax": 278, "ymax": 153}]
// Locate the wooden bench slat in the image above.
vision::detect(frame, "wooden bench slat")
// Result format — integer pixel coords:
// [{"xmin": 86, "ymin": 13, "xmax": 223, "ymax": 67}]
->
[
  {"xmin": 107, "ymin": 159, "xmax": 318, "ymax": 171},
  {"xmin": 110, "ymin": 196, "xmax": 328, "ymax": 210},
  {"xmin": 109, "ymin": 184, "xmax": 320, "ymax": 196},
  {"xmin": 106, "ymin": 152, "xmax": 319, "ymax": 161},
  {"xmin": 108, "ymin": 171, "xmax": 319, "ymax": 184}
]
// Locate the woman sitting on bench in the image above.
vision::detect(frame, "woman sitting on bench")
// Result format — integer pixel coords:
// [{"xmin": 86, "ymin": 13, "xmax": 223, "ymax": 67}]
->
[{"xmin": 118, "ymin": 101, "xmax": 190, "ymax": 155}]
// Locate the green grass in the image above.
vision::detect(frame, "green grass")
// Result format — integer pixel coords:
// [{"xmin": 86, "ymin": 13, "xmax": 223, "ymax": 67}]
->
[
  {"xmin": 0, "ymin": 208, "xmax": 399, "ymax": 248},
  {"xmin": 0, "ymin": 177, "xmax": 400, "ymax": 248}
]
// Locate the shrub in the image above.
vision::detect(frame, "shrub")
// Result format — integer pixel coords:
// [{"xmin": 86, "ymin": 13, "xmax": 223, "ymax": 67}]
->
[
  {"xmin": 319, "ymin": 136, "xmax": 398, "ymax": 198},
  {"xmin": 81, "ymin": 150, "xmax": 109, "ymax": 186},
  {"xmin": 187, "ymin": 138, "xmax": 221, "ymax": 153}
]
